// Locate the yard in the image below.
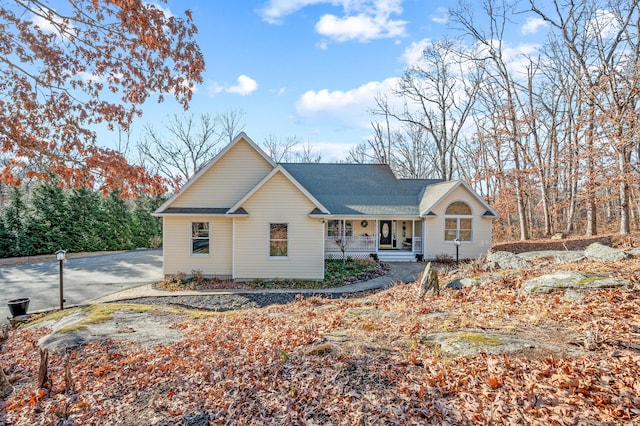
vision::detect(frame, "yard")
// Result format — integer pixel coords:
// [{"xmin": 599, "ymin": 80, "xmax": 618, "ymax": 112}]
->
[{"xmin": 1, "ymin": 238, "xmax": 639, "ymax": 424}]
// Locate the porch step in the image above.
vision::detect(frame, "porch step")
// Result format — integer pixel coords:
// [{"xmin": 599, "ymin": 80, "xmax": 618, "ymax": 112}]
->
[{"xmin": 377, "ymin": 251, "xmax": 418, "ymax": 262}]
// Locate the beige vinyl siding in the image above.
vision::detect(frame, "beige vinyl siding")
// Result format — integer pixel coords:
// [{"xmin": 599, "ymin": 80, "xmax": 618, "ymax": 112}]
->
[
  {"xmin": 172, "ymin": 138, "xmax": 273, "ymax": 208},
  {"xmin": 423, "ymin": 185, "xmax": 492, "ymax": 260},
  {"xmin": 162, "ymin": 216, "xmax": 232, "ymax": 277},
  {"xmin": 234, "ymin": 171, "xmax": 324, "ymax": 280}
]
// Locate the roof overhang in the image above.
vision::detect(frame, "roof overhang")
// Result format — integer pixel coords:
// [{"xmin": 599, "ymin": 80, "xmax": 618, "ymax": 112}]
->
[{"xmin": 152, "ymin": 207, "xmax": 230, "ymax": 217}]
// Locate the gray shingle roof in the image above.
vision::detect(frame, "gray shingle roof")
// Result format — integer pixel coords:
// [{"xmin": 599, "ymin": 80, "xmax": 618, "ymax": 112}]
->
[{"xmin": 282, "ymin": 163, "xmax": 442, "ymax": 215}]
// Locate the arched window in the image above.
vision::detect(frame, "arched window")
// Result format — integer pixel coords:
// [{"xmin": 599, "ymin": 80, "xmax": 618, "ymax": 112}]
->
[{"xmin": 444, "ymin": 202, "xmax": 472, "ymax": 241}]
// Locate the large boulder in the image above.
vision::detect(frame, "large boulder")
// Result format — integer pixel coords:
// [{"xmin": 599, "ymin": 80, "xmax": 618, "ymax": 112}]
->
[
  {"xmin": 518, "ymin": 250, "xmax": 585, "ymax": 263},
  {"xmin": 484, "ymin": 251, "xmax": 530, "ymax": 270},
  {"xmin": 444, "ymin": 276, "xmax": 493, "ymax": 289},
  {"xmin": 522, "ymin": 271, "xmax": 629, "ymax": 294},
  {"xmin": 584, "ymin": 242, "xmax": 629, "ymax": 262}
]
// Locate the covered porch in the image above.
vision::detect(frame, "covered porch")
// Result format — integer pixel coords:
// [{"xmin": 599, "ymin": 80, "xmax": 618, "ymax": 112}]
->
[{"xmin": 324, "ymin": 218, "xmax": 423, "ymax": 261}]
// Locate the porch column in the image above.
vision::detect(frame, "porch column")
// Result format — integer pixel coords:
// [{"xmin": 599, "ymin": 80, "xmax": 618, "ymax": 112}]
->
[
  {"xmin": 375, "ymin": 219, "xmax": 379, "ymax": 253},
  {"xmin": 411, "ymin": 220, "xmax": 415, "ymax": 253}
]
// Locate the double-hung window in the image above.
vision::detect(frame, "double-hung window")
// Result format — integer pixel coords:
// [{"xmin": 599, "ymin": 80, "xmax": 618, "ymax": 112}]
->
[
  {"xmin": 192, "ymin": 222, "xmax": 210, "ymax": 254},
  {"xmin": 444, "ymin": 202, "xmax": 472, "ymax": 242},
  {"xmin": 269, "ymin": 223, "xmax": 288, "ymax": 257}
]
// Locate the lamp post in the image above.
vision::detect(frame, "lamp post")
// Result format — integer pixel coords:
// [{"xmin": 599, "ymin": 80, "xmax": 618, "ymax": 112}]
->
[
  {"xmin": 454, "ymin": 238, "xmax": 461, "ymax": 264},
  {"xmin": 55, "ymin": 249, "xmax": 66, "ymax": 310}
]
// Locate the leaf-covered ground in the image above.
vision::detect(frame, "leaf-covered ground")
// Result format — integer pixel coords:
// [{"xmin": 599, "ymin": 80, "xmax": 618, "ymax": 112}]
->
[{"xmin": 1, "ymin": 256, "xmax": 639, "ymax": 425}]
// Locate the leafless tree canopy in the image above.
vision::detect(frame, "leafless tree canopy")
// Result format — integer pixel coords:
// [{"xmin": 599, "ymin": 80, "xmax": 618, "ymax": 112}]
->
[
  {"xmin": 137, "ymin": 109, "xmax": 245, "ymax": 190},
  {"xmin": 362, "ymin": 0, "xmax": 640, "ymax": 240}
]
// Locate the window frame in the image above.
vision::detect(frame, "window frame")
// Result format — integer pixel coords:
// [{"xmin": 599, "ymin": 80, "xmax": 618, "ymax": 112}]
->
[
  {"xmin": 444, "ymin": 202, "xmax": 473, "ymax": 242},
  {"xmin": 269, "ymin": 223, "xmax": 289, "ymax": 258},
  {"xmin": 191, "ymin": 221, "xmax": 210, "ymax": 255}
]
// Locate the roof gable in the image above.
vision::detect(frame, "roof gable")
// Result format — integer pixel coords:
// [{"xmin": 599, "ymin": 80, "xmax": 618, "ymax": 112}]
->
[
  {"xmin": 229, "ymin": 165, "xmax": 328, "ymax": 214},
  {"xmin": 155, "ymin": 133, "xmax": 275, "ymax": 214},
  {"xmin": 419, "ymin": 180, "xmax": 499, "ymax": 217}
]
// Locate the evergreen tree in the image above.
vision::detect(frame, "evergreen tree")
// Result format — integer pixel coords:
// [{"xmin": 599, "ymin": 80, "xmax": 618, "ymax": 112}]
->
[
  {"xmin": 0, "ymin": 217, "xmax": 14, "ymax": 257},
  {"xmin": 3, "ymin": 187, "xmax": 28, "ymax": 256},
  {"xmin": 27, "ymin": 179, "xmax": 71, "ymax": 254},
  {"xmin": 67, "ymin": 186, "xmax": 106, "ymax": 252},
  {"xmin": 102, "ymin": 190, "xmax": 134, "ymax": 250},
  {"xmin": 131, "ymin": 195, "xmax": 163, "ymax": 248}
]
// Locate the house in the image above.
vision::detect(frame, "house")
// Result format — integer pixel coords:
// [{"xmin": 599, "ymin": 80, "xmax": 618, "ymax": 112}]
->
[{"xmin": 153, "ymin": 133, "xmax": 498, "ymax": 280}]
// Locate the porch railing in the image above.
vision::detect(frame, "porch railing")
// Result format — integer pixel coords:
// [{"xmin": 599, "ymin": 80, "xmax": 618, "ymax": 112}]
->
[
  {"xmin": 325, "ymin": 236, "xmax": 423, "ymax": 254},
  {"xmin": 325, "ymin": 236, "xmax": 376, "ymax": 253},
  {"xmin": 413, "ymin": 237, "xmax": 422, "ymax": 254}
]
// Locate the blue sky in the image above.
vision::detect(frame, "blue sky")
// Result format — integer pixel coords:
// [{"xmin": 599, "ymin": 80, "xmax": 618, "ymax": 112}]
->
[{"xmin": 120, "ymin": 0, "xmax": 548, "ymax": 162}]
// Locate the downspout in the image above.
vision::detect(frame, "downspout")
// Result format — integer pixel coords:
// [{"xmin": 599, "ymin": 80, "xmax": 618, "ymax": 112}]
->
[{"xmin": 232, "ymin": 217, "xmax": 235, "ymax": 279}]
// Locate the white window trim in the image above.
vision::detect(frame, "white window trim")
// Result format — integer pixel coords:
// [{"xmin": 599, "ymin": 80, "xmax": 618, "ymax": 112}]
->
[
  {"xmin": 269, "ymin": 222, "xmax": 289, "ymax": 259},
  {"xmin": 191, "ymin": 221, "xmax": 211, "ymax": 256},
  {"xmin": 444, "ymin": 201, "xmax": 473, "ymax": 243},
  {"xmin": 444, "ymin": 217, "xmax": 473, "ymax": 243}
]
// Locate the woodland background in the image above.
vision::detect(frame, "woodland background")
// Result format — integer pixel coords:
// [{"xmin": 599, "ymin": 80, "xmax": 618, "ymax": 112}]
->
[{"xmin": 2, "ymin": 0, "xmax": 640, "ymax": 257}]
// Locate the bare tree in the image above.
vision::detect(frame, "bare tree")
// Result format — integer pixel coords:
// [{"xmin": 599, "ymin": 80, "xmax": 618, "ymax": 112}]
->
[
  {"xmin": 294, "ymin": 142, "xmax": 322, "ymax": 163},
  {"xmin": 372, "ymin": 38, "xmax": 482, "ymax": 181},
  {"xmin": 137, "ymin": 110, "xmax": 246, "ymax": 190},
  {"xmin": 217, "ymin": 108, "xmax": 246, "ymax": 143},
  {"xmin": 261, "ymin": 134, "xmax": 301, "ymax": 163},
  {"xmin": 451, "ymin": 0, "xmax": 530, "ymax": 240},
  {"xmin": 529, "ymin": 0, "xmax": 640, "ymax": 236}
]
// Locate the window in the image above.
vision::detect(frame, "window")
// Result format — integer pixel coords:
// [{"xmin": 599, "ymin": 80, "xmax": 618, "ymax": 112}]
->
[
  {"xmin": 192, "ymin": 222, "xmax": 209, "ymax": 254},
  {"xmin": 270, "ymin": 223, "xmax": 288, "ymax": 257},
  {"xmin": 327, "ymin": 220, "xmax": 353, "ymax": 238},
  {"xmin": 444, "ymin": 202, "xmax": 472, "ymax": 241}
]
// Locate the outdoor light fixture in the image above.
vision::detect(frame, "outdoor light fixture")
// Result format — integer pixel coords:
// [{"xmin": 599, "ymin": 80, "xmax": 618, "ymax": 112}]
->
[
  {"xmin": 55, "ymin": 249, "xmax": 66, "ymax": 310},
  {"xmin": 454, "ymin": 238, "xmax": 461, "ymax": 264}
]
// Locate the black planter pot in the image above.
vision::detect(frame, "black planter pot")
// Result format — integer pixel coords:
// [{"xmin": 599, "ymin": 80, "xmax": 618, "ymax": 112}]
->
[{"xmin": 7, "ymin": 297, "xmax": 30, "ymax": 317}]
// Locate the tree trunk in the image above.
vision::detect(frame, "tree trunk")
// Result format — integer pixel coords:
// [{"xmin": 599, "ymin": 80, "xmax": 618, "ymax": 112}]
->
[{"xmin": 619, "ymin": 150, "xmax": 630, "ymax": 235}]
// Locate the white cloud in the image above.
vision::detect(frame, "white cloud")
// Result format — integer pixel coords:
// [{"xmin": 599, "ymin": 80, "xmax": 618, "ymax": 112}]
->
[
  {"xmin": 586, "ymin": 9, "xmax": 620, "ymax": 40},
  {"xmin": 258, "ymin": 0, "xmax": 330, "ymax": 24},
  {"xmin": 295, "ymin": 78, "xmax": 401, "ymax": 128},
  {"xmin": 430, "ymin": 7, "xmax": 449, "ymax": 24},
  {"xmin": 228, "ymin": 75, "xmax": 258, "ymax": 95},
  {"xmin": 208, "ymin": 75, "xmax": 258, "ymax": 96},
  {"xmin": 316, "ymin": 10, "xmax": 406, "ymax": 42},
  {"xmin": 521, "ymin": 17, "xmax": 547, "ymax": 35},
  {"xmin": 258, "ymin": 0, "xmax": 407, "ymax": 43},
  {"xmin": 402, "ymin": 39, "xmax": 430, "ymax": 67}
]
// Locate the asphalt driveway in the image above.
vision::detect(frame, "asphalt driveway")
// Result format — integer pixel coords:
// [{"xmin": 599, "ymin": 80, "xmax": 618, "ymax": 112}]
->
[{"xmin": 0, "ymin": 249, "xmax": 163, "ymax": 321}]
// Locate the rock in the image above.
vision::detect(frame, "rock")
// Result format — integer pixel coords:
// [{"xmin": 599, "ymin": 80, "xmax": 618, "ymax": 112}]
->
[
  {"xmin": 183, "ymin": 413, "xmax": 210, "ymax": 426},
  {"xmin": 626, "ymin": 247, "xmax": 640, "ymax": 257},
  {"xmin": 584, "ymin": 242, "xmax": 629, "ymax": 262},
  {"xmin": 325, "ymin": 332, "xmax": 349, "ymax": 342},
  {"xmin": 522, "ymin": 271, "xmax": 629, "ymax": 294},
  {"xmin": 445, "ymin": 281, "xmax": 463, "ymax": 290},
  {"xmin": 417, "ymin": 262, "xmax": 439, "ymax": 297},
  {"xmin": 550, "ymin": 233, "xmax": 565, "ymax": 240},
  {"xmin": 555, "ymin": 251, "xmax": 586, "ymax": 263},
  {"xmin": 306, "ymin": 343, "xmax": 334, "ymax": 356},
  {"xmin": 445, "ymin": 276, "xmax": 490, "ymax": 289},
  {"xmin": 424, "ymin": 331, "xmax": 542, "ymax": 357},
  {"xmin": 517, "ymin": 250, "xmax": 585, "ymax": 263},
  {"xmin": 484, "ymin": 251, "xmax": 531, "ymax": 270}
]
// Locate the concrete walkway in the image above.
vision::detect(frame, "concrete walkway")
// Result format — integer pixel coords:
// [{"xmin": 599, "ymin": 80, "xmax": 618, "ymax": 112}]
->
[{"xmin": 92, "ymin": 262, "xmax": 426, "ymax": 304}]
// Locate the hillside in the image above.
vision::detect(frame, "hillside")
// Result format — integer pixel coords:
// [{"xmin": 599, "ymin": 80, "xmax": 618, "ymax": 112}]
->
[{"xmin": 1, "ymin": 248, "xmax": 639, "ymax": 424}]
